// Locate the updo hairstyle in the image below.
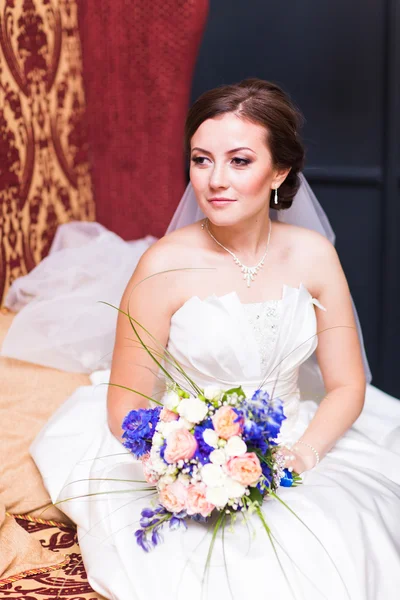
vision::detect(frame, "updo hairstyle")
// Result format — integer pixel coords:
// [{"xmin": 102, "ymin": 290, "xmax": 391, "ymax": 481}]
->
[{"xmin": 184, "ymin": 78, "xmax": 305, "ymax": 210}]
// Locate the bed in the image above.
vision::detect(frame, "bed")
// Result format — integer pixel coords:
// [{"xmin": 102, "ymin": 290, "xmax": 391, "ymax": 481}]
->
[{"xmin": 0, "ymin": 309, "xmax": 104, "ymax": 597}]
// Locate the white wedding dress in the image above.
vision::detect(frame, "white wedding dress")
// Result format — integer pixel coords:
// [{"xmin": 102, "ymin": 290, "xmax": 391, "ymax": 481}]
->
[{"xmin": 30, "ymin": 282, "xmax": 400, "ymax": 600}]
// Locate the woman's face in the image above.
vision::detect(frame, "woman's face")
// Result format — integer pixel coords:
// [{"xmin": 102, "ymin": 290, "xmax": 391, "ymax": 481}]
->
[{"xmin": 189, "ymin": 112, "xmax": 289, "ymax": 227}]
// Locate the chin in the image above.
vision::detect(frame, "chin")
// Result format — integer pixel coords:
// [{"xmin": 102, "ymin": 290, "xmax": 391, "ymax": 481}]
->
[
  {"xmin": 204, "ymin": 211, "xmax": 241, "ymax": 228},
  {"xmin": 199, "ymin": 201, "xmax": 237, "ymax": 224}
]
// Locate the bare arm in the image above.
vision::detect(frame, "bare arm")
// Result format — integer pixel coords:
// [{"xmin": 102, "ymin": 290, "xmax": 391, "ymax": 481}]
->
[
  {"xmin": 285, "ymin": 235, "xmax": 366, "ymax": 471},
  {"xmin": 107, "ymin": 243, "xmax": 178, "ymax": 440}
]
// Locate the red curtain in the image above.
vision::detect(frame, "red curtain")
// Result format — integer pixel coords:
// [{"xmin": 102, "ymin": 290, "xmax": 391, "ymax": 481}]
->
[
  {"xmin": 78, "ymin": 0, "xmax": 209, "ymax": 239},
  {"xmin": 0, "ymin": 0, "xmax": 94, "ymax": 305}
]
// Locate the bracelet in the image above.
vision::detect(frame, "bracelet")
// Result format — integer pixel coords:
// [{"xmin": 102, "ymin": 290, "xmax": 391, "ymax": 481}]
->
[{"xmin": 292, "ymin": 441, "xmax": 320, "ymax": 467}]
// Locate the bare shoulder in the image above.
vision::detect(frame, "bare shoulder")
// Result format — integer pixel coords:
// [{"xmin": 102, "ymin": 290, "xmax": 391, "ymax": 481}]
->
[
  {"xmin": 275, "ymin": 221, "xmax": 337, "ymax": 263},
  {"xmin": 137, "ymin": 221, "xmax": 205, "ymax": 275},
  {"xmin": 120, "ymin": 221, "xmax": 204, "ymax": 317},
  {"xmin": 274, "ymin": 221, "xmax": 343, "ymax": 296}
]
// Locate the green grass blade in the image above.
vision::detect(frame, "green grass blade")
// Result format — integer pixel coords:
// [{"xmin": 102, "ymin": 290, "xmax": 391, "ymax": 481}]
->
[
  {"xmin": 255, "ymin": 504, "xmax": 297, "ymax": 599},
  {"xmin": 54, "ymin": 488, "xmax": 155, "ymax": 506},
  {"xmin": 221, "ymin": 517, "xmax": 235, "ymax": 600},
  {"xmin": 100, "ymin": 300, "xmax": 202, "ymax": 395},
  {"xmin": 258, "ymin": 325, "xmax": 355, "ymax": 390},
  {"xmin": 104, "ymin": 382, "xmax": 163, "ymax": 406},
  {"xmin": 201, "ymin": 511, "xmax": 225, "ymax": 594},
  {"xmin": 271, "ymin": 491, "xmax": 351, "ymax": 599}
]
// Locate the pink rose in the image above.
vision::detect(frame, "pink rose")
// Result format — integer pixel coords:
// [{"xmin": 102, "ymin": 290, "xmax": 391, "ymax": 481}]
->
[
  {"xmin": 142, "ymin": 453, "xmax": 159, "ymax": 485},
  {"xmin": 160, "ymin": 407, "xmax": 179, "ymax": 423},
  {"xmin": 212, "ymin": 406, "xmax": 243, "ymax": 440},
  {"xmin": 186, "ymin": 483, "xmax": 215, "ymax": 518},
  {"xmin": 164, "ymin": 428, "xmax": 198, "ymax": 464},
  {"xmin": 225, "ymin": 452, "xmax": 262, "ymax": 486},
  {"xmin": 159, "ymin": 481, "xmax": 187, "ymax": 513}
]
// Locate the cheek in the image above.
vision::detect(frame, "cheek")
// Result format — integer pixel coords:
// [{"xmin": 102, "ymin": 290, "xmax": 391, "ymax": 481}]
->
[
  {"xmin": 233, "ymin": 169, "xmax": 271, "ymax": 196},
  {"xmin": 189, "ymin": 166, "xmax": 208, "ymax": 191}
]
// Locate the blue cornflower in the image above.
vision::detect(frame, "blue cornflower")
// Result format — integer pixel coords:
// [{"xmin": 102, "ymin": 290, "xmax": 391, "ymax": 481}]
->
[
  {"xmin": 122, "ymin": 406, "xmax": 161, "ymax": 458},
  {"xmin": 258, "ymin": 461, "xmax": 273, "ymax": 492},
  {"xmin": 242, "ymin": 419, "xmax": 269, "ymax": 454},
  {"xmin": 151, "ymin": 527, "xmax": 163, "ymax": 546},
  {"xmin": 134, "ymin": 506, "xmax": 187, "ymax": 552},
  {"xmin": 169, "ymin": 511, "xmax": 188, "ymax": 531},
  {"xmin": 280, "ymin": 469, "xmax": 294, "ymax": 487},
  {"xmin": 246, "ymin": 390, "xmax": 286, "ymax": 445},
  {"xmin": 189, "ymin": 513, "xmax": 209, "ymax": 523},
  {"xmin": 135, "ymin": 528, "xmax": 153, "ymax": 552},
  {"xmin": 159, "ymin": 439, "xmax": 167, "ymax": 462},
  {"xmin": 193, "ymin": 419, "xmax": 215, "ymax": 464}
]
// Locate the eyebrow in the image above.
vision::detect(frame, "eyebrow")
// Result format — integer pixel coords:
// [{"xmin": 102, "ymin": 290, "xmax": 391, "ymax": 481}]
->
[{"xmin": 191, "ymin": 146, "xmax": 257, "ymax": 155}]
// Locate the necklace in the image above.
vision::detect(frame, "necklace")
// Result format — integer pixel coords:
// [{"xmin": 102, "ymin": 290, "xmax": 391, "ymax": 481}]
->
[{"xmin": 202, "ymin": 218, "xmax": 272, "ymax": 288}]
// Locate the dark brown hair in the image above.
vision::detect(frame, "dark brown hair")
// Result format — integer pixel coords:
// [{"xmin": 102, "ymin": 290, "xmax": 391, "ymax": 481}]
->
[{"xmin": 184, "ymin": 78, "xmax": 305, "ymax": 210}]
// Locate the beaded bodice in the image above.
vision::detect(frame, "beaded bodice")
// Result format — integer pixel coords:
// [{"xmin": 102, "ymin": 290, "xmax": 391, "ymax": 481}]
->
[{"xmin": 242, "ymin": 300, "xmax": 282, "ymax": 370}]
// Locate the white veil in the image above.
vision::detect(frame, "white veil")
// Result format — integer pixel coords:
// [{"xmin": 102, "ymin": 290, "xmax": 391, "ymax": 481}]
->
[{"xmin": 2, "ymin": 175, "xmax": 371, "ymax": 386}]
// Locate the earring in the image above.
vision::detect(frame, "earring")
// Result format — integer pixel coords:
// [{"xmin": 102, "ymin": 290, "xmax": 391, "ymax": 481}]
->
[{"xmin": 274, "ymin": 188, "xmax": 279, "ymax": 205}]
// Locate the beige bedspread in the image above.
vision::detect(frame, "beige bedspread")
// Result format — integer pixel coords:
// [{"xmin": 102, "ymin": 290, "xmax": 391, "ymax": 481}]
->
[{"xmin": 0, "ymin": 310, "xmax": 91, "ymax": 582}]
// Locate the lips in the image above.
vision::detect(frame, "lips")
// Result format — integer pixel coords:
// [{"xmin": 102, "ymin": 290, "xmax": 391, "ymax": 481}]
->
[{"xmin": 208, "ymin": 197, "xmax": 236, "ymax": 203}]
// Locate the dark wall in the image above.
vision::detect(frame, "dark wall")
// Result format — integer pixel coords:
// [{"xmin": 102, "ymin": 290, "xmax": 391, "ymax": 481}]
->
[{"xmin": 190, "ymin": 0, "xmax": 400, "ymax": 397}]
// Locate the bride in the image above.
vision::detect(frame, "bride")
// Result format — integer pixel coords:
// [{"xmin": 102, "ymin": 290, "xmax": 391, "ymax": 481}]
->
[{"xmin": 20, "ymin": 78, "xmax": 400, "ymax": 599}]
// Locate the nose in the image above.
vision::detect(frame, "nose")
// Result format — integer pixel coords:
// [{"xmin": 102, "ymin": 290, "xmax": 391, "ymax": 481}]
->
[{"xmin": 209, "ymin": 163, "xmax": 229, "ymax": 190}]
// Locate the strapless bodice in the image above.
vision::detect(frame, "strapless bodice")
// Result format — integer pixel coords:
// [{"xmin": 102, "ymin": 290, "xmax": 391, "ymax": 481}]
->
[{"xmin": 165, "ymin": 284, "xmax": 325, "ymax": 442}]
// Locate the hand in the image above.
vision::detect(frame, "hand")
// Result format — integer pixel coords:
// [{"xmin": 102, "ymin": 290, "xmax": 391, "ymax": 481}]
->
[{"xmin": 278, "ymin": 445, "xmax": 314, "ymax": 475}]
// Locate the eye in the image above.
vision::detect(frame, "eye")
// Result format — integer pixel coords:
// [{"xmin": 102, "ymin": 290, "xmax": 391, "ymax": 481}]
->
[
  {"xmin": 191, "ymin": 156, "xmax": 210, "ymax": 165},
  {"xmin": 231, "ymin": 157, "xmax": 251, "ymax": 166}
]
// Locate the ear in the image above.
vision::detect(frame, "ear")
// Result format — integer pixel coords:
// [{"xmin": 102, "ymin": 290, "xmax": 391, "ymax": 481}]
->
[{"xmin": 272, "ymin": 167, "xmax": 291, "ymax": 189}]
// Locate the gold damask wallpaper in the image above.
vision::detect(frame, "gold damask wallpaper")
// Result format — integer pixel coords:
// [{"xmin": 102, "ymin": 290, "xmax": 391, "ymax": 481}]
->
[{"xmin": 0, "ymin": 0, "xmax": 95, "ymax": 305}]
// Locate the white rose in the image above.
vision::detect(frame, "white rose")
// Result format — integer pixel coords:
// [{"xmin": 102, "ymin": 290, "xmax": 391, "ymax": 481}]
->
[
  {"xmin": 201, "ymin": 463, "xmax": 226, "ymax": 488},
  {"xmin": 224, "ymin": 477, "xmax": 246, "ymax": 499},
  {"xmin": 202, "ymin": 428, "xmax": 219, "ymax": 448},
  {"xmin": 209, "ymin": 449, "xmax": 227, "ymax": 466},
  {"xmin": 206, "ymin": 486, "xmax": 230, "ymax": 508},
  {"xmin": 177, "ymin": 397, "xmax": 208, "ymax": 424},
  {"xmin": 164, "ymin": 390, "xmax": 181, "ymax": 410},
  {"xmin": 225, "ymin": 436, "xmax": 247, "ymax": 457},
  {"xmin": 203, "ymin": 386, "xmax": 223, "ymax": 401}
]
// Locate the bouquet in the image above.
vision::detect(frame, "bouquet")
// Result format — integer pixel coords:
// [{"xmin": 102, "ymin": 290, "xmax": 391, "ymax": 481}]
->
[
  {"xmin": 103, "ymin": 290, "xmax": 334, "ymax": 597},
  {"xmin": 122, "ymin": 382, "xmax": 301, "ymax": 552}
]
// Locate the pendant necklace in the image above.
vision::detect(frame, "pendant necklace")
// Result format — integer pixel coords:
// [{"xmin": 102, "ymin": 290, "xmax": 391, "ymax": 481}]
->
[{"xmin": 202, "ymin": 218, "xmax": 272, "ymax": 288}]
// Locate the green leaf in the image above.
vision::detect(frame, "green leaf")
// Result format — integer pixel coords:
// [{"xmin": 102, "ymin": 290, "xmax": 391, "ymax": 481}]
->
[
  {"xmin": 248, "ymin": 487, "xmax": 263, "ymax": 506},
  {"xmin": 224, "ymin": 386, "xmax": 245, "ymax": 397}
]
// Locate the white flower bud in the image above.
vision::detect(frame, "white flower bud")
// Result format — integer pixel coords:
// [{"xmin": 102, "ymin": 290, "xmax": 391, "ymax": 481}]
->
[
  {"xmin": 206, "ymin": 486, "xmax": 230, "ymax": 508},
  {"xmin": 203, "ymin": 386, "xmax": 223, "ymax": 401},
  {"xmin": 151, "ymin": 456, "xmax": 168, "ymax": 475},
  {"xmin": 152, "ymin": 432, "xmax": 164, "ymax": 448},
  {"xmin": 177, "ymin": 396, "xmax": 208, "ymax": 424},
  {"xmin": 178, "ymin": 417, "xmax": 193, "ymax": 430},
  {"xmin": 224, "ymin": 477, "xmax": 246, "ymax": 499},
  {"xmin": 201, "ymin": 463, "xmax": 227, "ymax": 488},
  {"xmin": 161, "ymin": 420, "xmax": 182, "ymax": 438},
  {"xmin": 225, "ymin": 436, "xmax": 247, "ymax": 457},
  {"xmin": 209, "ymin": 449, "xmax": 227, "ymax": 466},
  {"xmin": 202, "ymin": 428, "xmax": 219, "ymax": 448},
  {"xmin": 164, "ymin": 390, "xmax": 181, "ymax": 410}
]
